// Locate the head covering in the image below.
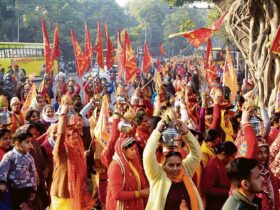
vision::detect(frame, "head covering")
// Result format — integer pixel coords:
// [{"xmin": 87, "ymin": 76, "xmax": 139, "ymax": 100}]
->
[
  {"xmin": 112, "ymin": 135, "xmax": 147, "ymax": 209},
  {"xmin": 10, "ymin": 97, "xmax": 20, "ymax": 107}
]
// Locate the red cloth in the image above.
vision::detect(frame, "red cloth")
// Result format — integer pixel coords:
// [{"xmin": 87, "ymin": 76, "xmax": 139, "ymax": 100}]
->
[
  {"xmin": 106, "ymin": 136, "xmax": 148, "ymax": 210},
  {"xmin": 210, "ymin": 104, "xmax": 226, "ymax": 141},
  {"xmin": 0, "ymin": 148, "xmax": 6, "ymax": 161},
  {"xmin": 101, "ymin": 118, "xmax": 120, "ymax": 167},
  {"xmin": 203, "ymin": 156, "xmax": 231, "ymax": 210},
  {"xmin": 268, "ymin": 126, "xmax": 279, "ymax": 145}
]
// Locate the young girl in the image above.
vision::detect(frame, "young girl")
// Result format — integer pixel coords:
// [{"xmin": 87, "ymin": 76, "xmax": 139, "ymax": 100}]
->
[
  {"xmin": 0, "ymin": 129, "xmax": 12, "ymax": 161},
  {"xmin": 41, "ymin": 105, "xmax": 58, "ymax": 128}
]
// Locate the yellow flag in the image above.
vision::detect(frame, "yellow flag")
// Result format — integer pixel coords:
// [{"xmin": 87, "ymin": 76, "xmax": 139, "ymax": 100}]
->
[
  {"xmin": 223, "ymin": 48, "xmax": 238, "ymax": 102},
  {"xmin": 21, "ymin": 83, "xmax": 37, "ymax": 117},
  {"xmin": 93, "ymin": 95, "xmax": 111, "ymax": 147},
  {"xmin": 154, "ymin": 72, "xmax": 162, "ymax": 90}
]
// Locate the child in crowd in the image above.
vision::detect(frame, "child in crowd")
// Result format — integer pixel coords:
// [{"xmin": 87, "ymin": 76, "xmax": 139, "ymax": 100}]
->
[{"xmin": 0, "ymin": 130, "xmax": 36, "ymax": 210}]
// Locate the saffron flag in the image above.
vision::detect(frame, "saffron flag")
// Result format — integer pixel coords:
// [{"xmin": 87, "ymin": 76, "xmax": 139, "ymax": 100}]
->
[
  {"xmin": 42, "ymin": 17, "xmax": 54, "ymax": 74},
  {"xmin": 160, "ymin": 43, "xmax": 165, "ymax": 56},
  {"xmin": 22, "ymin": 83, "xmax": 37, "ymax": 117},
  {"xmin": 210, "ymin": 12, "xmax": 228, "ymax": 31},
  {"xmin": 275, "ymin": 82, "xmax": 280, "ymax": 113},
  {"xmin": 84, "ymin": 22, "xmax": 93, "ymax": 71},
  {"xmin": 205, "ymin": 39, "xmax": 217, "ymax": 85},
  {"xmin": 270, "ymin": 26, "xmax": 280, "ymax": 55},
  {"xmin": 94, "ymin": 20, "xmax": 104, "ymax": 70},
  {"xmin": 93, "ymin": 95, "xmax": 110, "ymax": 147},
  {"xmin": 223, "ymin": 47, "xmax": 238, "ymax": 102},
  {"xmin": 142, "ymin": 42, "xmax": 153, "ymax": 74},
  {"xmin": 168, "ymin": 12, "xmax": 227, "ymax": 47},
  {"xmin": 71, "ymin": 30, "xmax": 86, "ymax": 78},
  {"xmin": 104, "ymin": 23, "xmax": 114, "ymax": 70},
  {"xmin": 52, "ymin": 23, "xmax": 60, "ymax": 59},
  {"xmin": 124, "ymin": 30, "xmax": 138, "ymax": 82},
  {"xmin": 116, "ymin": 30, "xmax": 124, "ymax": 81}
]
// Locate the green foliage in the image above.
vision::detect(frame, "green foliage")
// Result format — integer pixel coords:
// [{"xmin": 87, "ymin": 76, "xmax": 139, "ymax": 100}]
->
[{"xmin": 0, "ymin": 0, "xmax": 132, "ymax": 60}]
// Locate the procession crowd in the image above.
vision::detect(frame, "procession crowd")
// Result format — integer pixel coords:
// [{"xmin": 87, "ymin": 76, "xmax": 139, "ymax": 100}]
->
[{"xmin": 0, "ymin": 58, "xmax": 279, "ymax": 210}]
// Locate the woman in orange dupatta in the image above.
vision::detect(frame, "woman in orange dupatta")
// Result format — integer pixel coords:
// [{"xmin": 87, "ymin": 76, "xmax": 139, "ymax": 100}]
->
[{"xmin": 106, "ymin": 135, "xmax": 149, "ymax": 210}]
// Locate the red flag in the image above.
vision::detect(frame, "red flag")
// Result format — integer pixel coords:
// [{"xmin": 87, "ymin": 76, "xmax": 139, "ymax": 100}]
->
[
  {"xmin": 104, "ymin": 23, "xmax": 114, "ymax": 70},
  {"xmin": 210, "ymin": 12, "xmax": 228, "ymax": 31},
  {"xmin": 183, "ymin": 28, "xmax": 213, "ymax": 48},
  {"xmin": 160, "ymin": 43, "xmax": 165, "ymax": 56},
  {"xmin": 157, "ymin": 58, "xmax": 162, "ymax": 72},
  {"xmin": 205, "ymin": 39, "xmax": 216, "ymax": 85},
  {"xmin": 116, "ymin": 30, "xmax": 124, "ymax": 80},
  {"xmin": 52, "ymin": 23, "xmax": 60, "ymax": 59},
  {"xmin": 270, "ymin": 26, "xmax": 280, "ymax": 55},
  {"xmin": 124, "ymin": 30, "xmax": 138, "ymax": 82},
  {"xmin": 94, "ymin": 20, "xmax": 104, "ymax": 69},
  {"xmin": 205, "ymin": 39, "xmax": 212, "ymax": 69},
  {"xmin": 142, "ymin": 42, "xmax": 153, "ymax": 74},
  {"xmin": 71, "ymin": 30, "xmax": 86, "ymax": 78},
  {"xmin": 84, "ymin": 22, "xmax": 93, "ymax": 71},
  {"xmin": 42, "ymin": 17, "xmax": 54, "ymax": 74}
]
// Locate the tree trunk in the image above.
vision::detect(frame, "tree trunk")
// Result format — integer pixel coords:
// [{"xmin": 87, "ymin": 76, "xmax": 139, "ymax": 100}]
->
[{"xmin": 223, "ymin": 0, "xmax": 280, "ymax": 115}]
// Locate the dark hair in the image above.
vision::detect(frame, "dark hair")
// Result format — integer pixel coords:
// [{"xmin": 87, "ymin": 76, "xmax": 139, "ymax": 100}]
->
[
  {"xmin": 226, "ymin": 157, "xmax": 258, "ymax": 187},
  {"xmin": 215, "ymin": 141, "xmax": 237, "ymax": 155},
  {"xmin": 165, "ymin": 151, "xmax": 182, "ymax": 160},
  {"xmin": 123, "ymin": 141, "xmax": 136, "ymax": 149},
  {"xmin": 134, "ymin": 110, "xmax": 147, "ymax": 125},
  {"xmin": 13, "ymin": 130, "xmax": 33, "ymax": 143},
  {"xmin": 151, "ymin": 116, "xmax": 162, "ymax": 130},
  {"xmin": 190, "ymin": 129, "xmax": 204, "ymax": 143},
  {"xmin": 0, "ymin": 129, "xmax": 11, "ymax": 139},
  {"xmin": 25, "ymin": 109, "xmax": 40, "ymax": 122},
  {"xmin": 205, "ymin": 129, "xmax": 221, "ymax": 142}
]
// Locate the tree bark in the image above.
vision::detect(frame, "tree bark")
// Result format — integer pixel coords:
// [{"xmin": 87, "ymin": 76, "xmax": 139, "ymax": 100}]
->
[{"xmin": 222, "ymin": 0, "xmax": 280, "ymax": 115}]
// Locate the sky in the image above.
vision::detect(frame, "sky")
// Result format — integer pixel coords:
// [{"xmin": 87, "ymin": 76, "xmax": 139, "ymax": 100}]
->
[
  {"xmin": 116, "ymin": 0, "xmax": 130, "ymax": 7},
  {"xmin": 115, "ymin": 0, "xmax": 213, "ymax": 8}
]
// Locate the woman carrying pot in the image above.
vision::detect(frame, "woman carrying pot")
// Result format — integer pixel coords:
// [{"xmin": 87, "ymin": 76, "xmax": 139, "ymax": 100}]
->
[{"xmin": 143, "ymin": 116, "xmax": 203, "ymax": 210}]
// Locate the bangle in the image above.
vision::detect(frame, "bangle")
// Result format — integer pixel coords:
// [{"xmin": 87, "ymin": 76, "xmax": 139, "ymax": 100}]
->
[{"xmin": 134, "ymin": 191, "xmax": 140, "ymax": 199}]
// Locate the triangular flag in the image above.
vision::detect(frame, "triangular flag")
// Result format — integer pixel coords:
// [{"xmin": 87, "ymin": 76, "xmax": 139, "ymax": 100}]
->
[
  {"xmin": 223, "ymin": 47, "xmax": 238, "ymax": 102},
  {"xmin": 52, "ymin": 23, "xmax": 60, "ymax": 59},
  {"xmin": 142, "ymin": 42, "xmax": 153, "ymax": 74},
  {"xmin": 93, "ymin": 95, "xmax": 111, "ymax": 147},
  {"xmin": 71, "ymin": 30, "xmax": 86, "ymax": 78},
  {"xmin": 42, "ymin": 17, "xmax": 54, "ymax": 74},
  {"xmin": 94, "ymin": 19, "xmax": 104, "ymax": 70},
  {"xmin": 84, "ymin": 22, "xmax": 93, "ymax": 71},
  {"xmin": 104, "ymin": 23, "xmax": 114, "ymax": 70},
  {"xmin": 270, "ymin": 26, "xmax": 280, "ymax": 55},
  {"xmin": 124, "ymin": 30, "xmax": 138, "ymax": 82},
  {"xmin": 21, "ymin": 83, "xmax": 37, "ymax": 117}
]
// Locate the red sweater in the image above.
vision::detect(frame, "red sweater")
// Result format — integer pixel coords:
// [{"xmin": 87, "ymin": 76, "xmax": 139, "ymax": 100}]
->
[{"xmin": 203, "ymin": 156, "xmax": 231, "ymax": 210}]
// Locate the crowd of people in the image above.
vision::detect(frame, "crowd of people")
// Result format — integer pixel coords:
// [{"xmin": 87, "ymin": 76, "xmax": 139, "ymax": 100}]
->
[{"xmin": 0, "ymin": 57, "xmax": 279, "ymax": 210}]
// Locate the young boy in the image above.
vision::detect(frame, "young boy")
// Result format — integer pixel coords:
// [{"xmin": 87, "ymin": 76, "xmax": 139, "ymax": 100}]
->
[{"xmin": 0, "ymin": 130, "xmax": 36, "ymax": 210}]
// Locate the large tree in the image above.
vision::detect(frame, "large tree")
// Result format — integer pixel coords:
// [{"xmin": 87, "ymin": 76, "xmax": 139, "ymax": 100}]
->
[{"xmin": 164, "ymin": 0, "xmax": 280, "ymax": 115}]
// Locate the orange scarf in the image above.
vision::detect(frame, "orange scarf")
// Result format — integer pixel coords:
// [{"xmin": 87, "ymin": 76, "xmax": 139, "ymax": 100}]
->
[{"xmin": 167, "ymin": 169, "xmax": 199, "ymax": 210}]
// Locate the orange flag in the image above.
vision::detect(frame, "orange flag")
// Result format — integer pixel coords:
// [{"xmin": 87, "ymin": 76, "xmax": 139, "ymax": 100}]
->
[
  {"xmin": 94, "ymin": 20, "xmax": 104, "ymax": 70},
  {"xmin": 210, "ymin": 12, "xmax": 228, "ymax": 31},
  {"xmin": 52, "ymin": 23, "xmax": 60, "ymax": 59},
  {"xmin": 169, "ymin": 12, "xmax": 227, "ymax": 48},
  {"xmin": 42, "ymin": 17, "xmax": 54, "ymax": 74},
  {"xmin": 275, "ymin": 82, "xmax": 280, "ymax": 113},
  {"xmin": 104, "ymin": 23, "xmax": 114, "ymax": 70},
  {"xmin": 142, "ymin": 42, "xmax": 153, "ymax": 74},
  {"xmin": 205, "ymin": 39, "xmax": 216, "ymax": 85},
  {"xmin": 116, "ymin": 30, "xmax": 124, "ymax": 81},
  {"xmin": 270, "ymin": 26, "xmax": 280, "ymax": 55},
  {"xmin": 160, "ymin": 42, "xmax": 165, "ymax": 56},
  {"xmin": 93, "ymin": 95, "xmax": 111, "ymax": 147},
  {"xmin": 22, "ymin": 83, "xmax": 37, "ymax": 117},
  {"xmin": 84, "ymin": 22, "xmax": 93, "ymax": 71},
  {"xmin": 71, "ymin": 30, "xmax": 86, "ymax": 78},
  {"xmin": 124, "ymin": 30, "xmax": 139, "ymax": 82},
  {"xmin": 223, "ymin": 47, "xmax": 238, "ymax": 102}
]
